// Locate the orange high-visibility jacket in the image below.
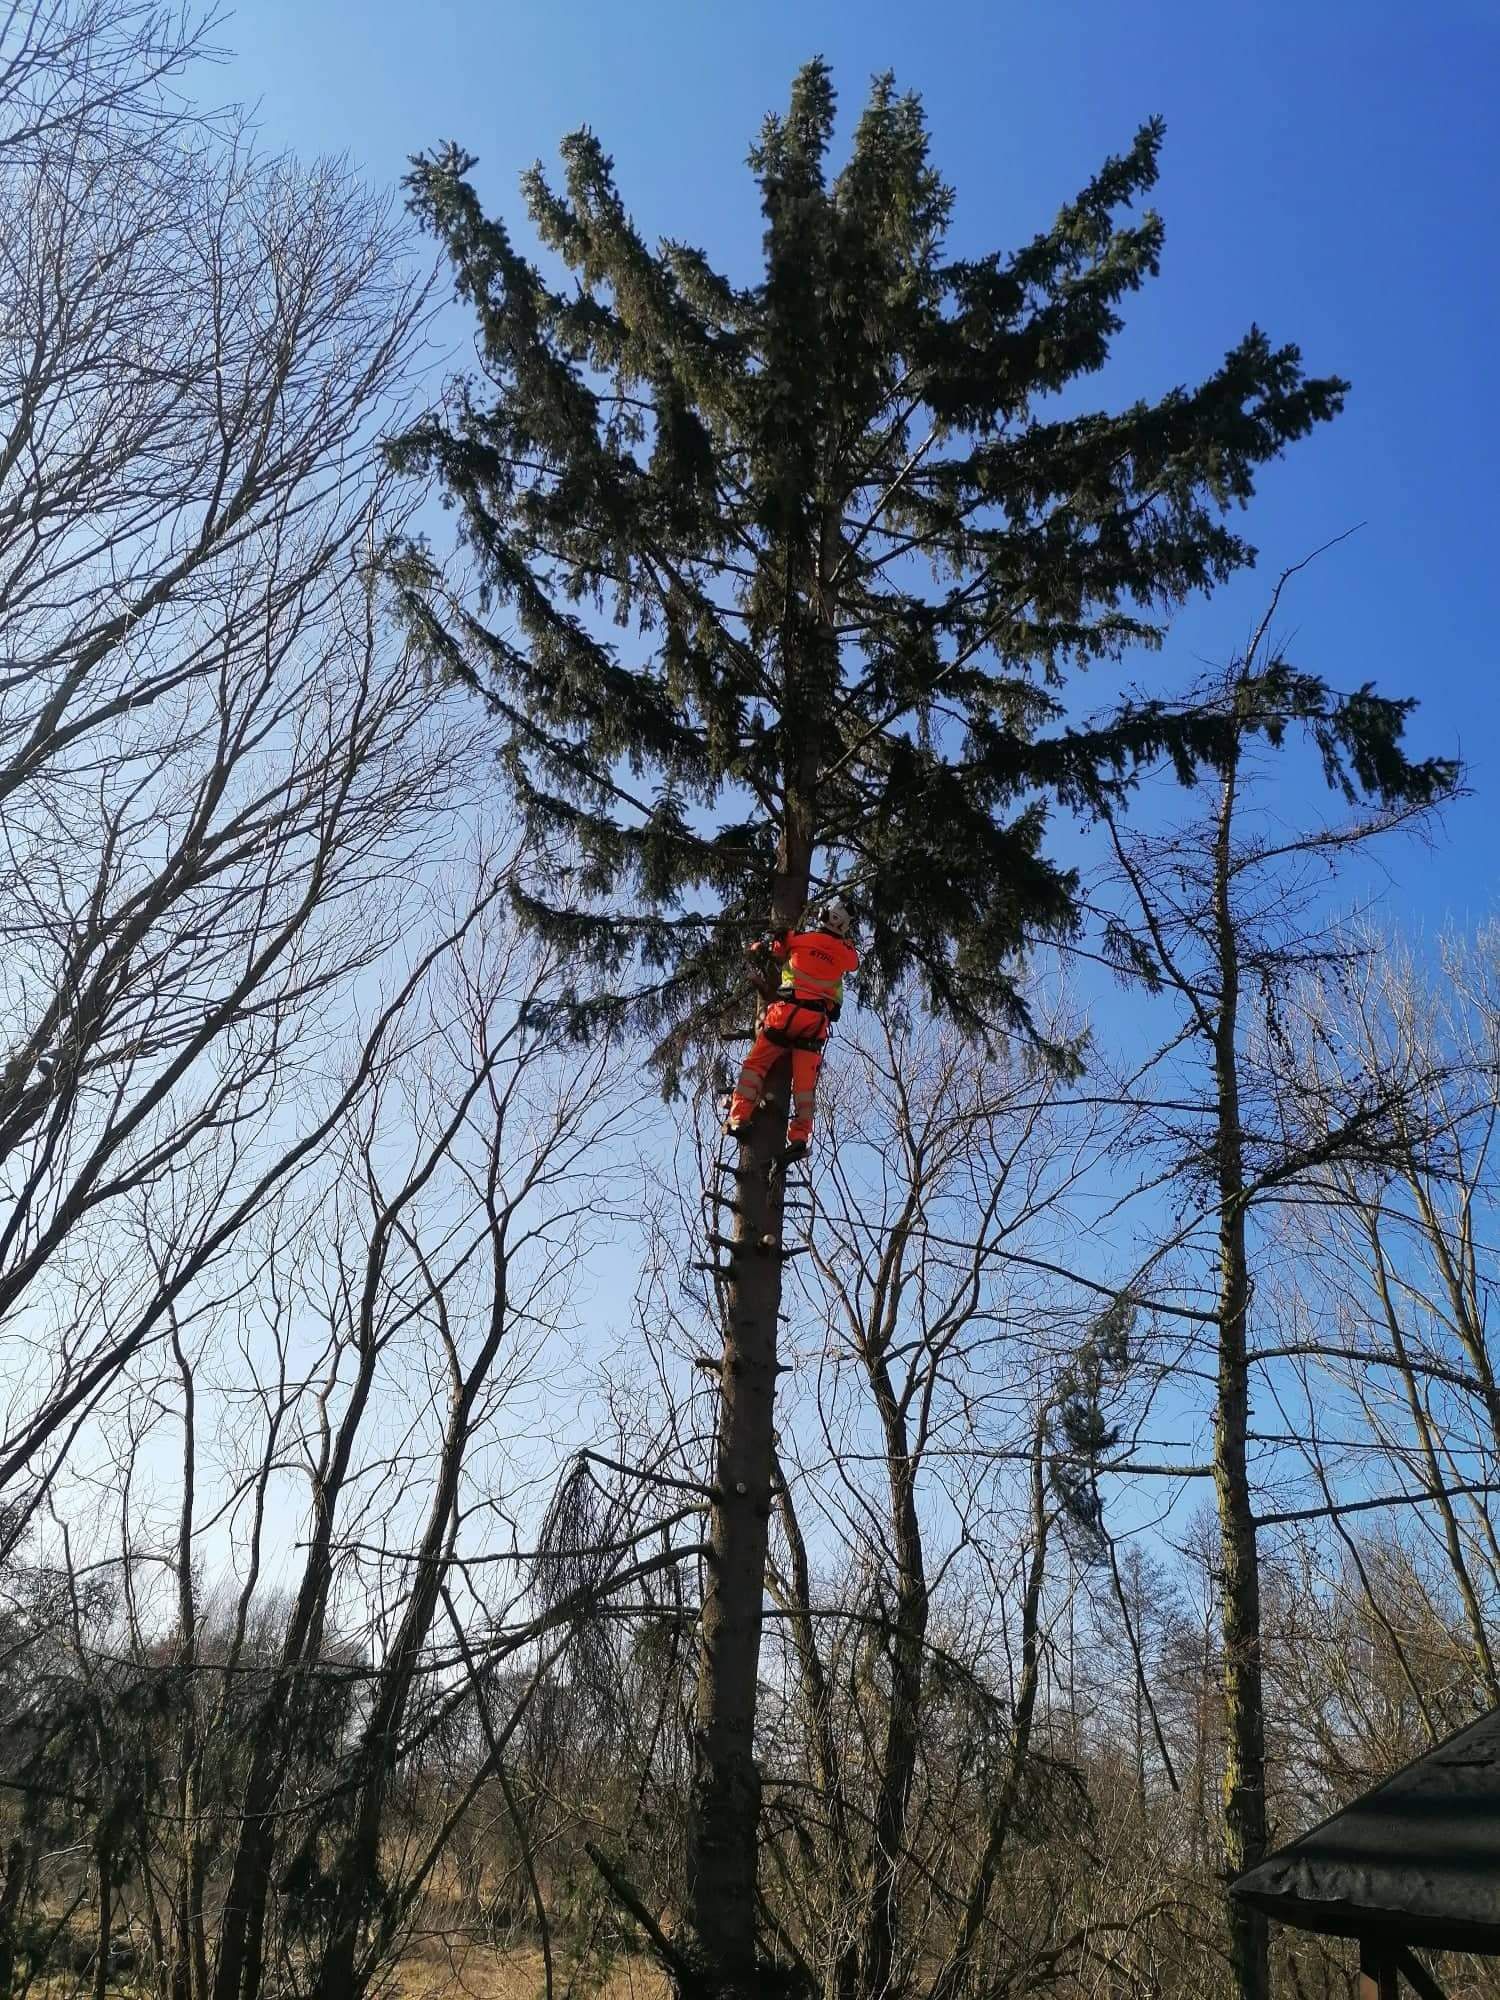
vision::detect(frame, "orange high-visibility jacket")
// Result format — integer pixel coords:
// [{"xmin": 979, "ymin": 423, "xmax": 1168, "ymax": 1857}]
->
[{"xmin": 771, "ymin": 928, "xmax": 859, "ymax": 1010}]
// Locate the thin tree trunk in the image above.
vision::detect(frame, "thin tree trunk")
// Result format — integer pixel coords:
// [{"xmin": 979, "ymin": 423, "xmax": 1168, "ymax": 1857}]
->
[
  {"xmin": 213, "ymin": 1056, "xmax": 500, "ymax": 2000},
  {"xmin": 1194, "ymin": 1610, "xmax": 1212, "ymax": 1869},
  {"xmin": 92, "ymin": 1825, "xmax": 113, "ymax": 2000},
  {"xmin": 0, "ymin": 1835, "xmax": 29, "ymax": 1995},
  {"xmin": 210, "ymin": 1348, "xmax": 384, "ymax": 2000},
  {"xmin": 171, "ymin": 1323, "xmax": 211, "ymax": 2000},
  {"xmin": 315, "ymin": 1199, "xmax": 512, "ymax": 2000},
  {"xmin": 1134, "ymin": 1672, "xmax": 1147, "ymax": 1816},
  {"xmin": 1211, "ymin": 748, "xmax": 1269, "ymax": 2000},
  {"xmin": 769, "ymin": 1453, "xmax": 857, "ymax": 2000},
  {"xmin": 926, "ymin": 1419, "xmax": 1049, "ymax": 2000},
  {"xmin": 1362, "ymin": 1207, "xmax": 1497, "ymax": 1704},
  {"xmin": 859, "ymin": 1348, "xmax": 928, "ymax": 2000}
]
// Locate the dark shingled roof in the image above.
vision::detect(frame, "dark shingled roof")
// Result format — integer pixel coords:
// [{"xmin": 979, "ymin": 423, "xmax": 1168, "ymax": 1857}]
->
[{"xmin": 1232, "ymin": 1707, "xmax": 1500, "ymax": 1954}]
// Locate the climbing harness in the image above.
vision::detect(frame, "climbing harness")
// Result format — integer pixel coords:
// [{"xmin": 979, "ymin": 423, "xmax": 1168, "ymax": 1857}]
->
[{"xmin": 762, "ymin": 1010, "xmax": 831, "ymax": 1055}]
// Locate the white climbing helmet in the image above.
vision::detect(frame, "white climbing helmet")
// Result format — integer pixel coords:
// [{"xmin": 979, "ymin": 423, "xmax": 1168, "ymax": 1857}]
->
[{"xmin": 820, "ymin": 897, "xmax": 855, "ymax": 940}]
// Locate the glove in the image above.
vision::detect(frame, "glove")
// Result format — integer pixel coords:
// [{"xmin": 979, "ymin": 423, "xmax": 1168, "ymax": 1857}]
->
[{"xmin": 745, "ymin": 945, "xmax": 780, "ymax": 1000}]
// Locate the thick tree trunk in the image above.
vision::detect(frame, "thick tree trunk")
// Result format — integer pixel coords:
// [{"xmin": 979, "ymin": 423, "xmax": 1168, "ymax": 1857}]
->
[
  {"xmin": 681, "ymin": 500, "xmax": 838, "ymax": 1995},
  {"xmin": 683, "ymin": 1057, "xmax": 796, "ymax": 1997},
  {"xmin": 1211, "ymin": 754, "xmax": 1270, "ymax": 2000},
  {"xmin": 681, "ymin": 817, "xmax": 813, "ymax": 1997}
]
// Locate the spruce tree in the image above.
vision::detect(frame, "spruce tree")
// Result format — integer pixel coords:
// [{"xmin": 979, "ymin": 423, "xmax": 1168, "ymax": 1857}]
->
[{"xmin": 391, "ymin": 65, "xmax": 1350, "ymax": 1998}]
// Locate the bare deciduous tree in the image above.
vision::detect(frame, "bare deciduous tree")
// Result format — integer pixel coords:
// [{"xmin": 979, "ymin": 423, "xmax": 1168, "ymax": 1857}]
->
[{"xmin": 0, "ymin": 0, "xmax": 431, "ymax": 1510}]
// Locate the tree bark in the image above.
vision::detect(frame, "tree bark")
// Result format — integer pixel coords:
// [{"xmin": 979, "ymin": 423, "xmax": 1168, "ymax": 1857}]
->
[
  {"xmin": 680, "ymin": 477, "xmax": 842, "ymax": 1996},
  {"xmin": 769, "ymin": 1454, "xmax": 858, "ymax": 2000},
  {"xmin": 927, "ymin": 1420, "xmax": 1049, "ymax": 2000},
  {"xmin": 92, "ymin": 1820, "xmax": 114, "ymax": 2000},
  {"xmin": 1211, "ymin": 749, "xmax": 1270, "ymax": 2000},
  {"xmin": 858, "ymin": 1345, "xmax": 928, "ymax": 2000},
  {"xmin": 683, "ymin": 1034, "xmax": 797, "ymax": 1995},
  {"xmin": 171, "ymin": 1330, "xmax": 210, "ymax": 2000},
  {"xmin": 210, "ymin": 1336, "xmax": 387, "ymax": 2000},
  {"xmin": 0, "ymin": 1835, "xmax": 29, "ymax": 1996},
  {"xmin": 681, "ymin": 795, "xmax": 813, "ymax": 1996},
  {"xmin": 1363, "ymin": 1207, "xmax": 1498, "ymax": 1704},
  {"xmin": 314, "ymin": 1199, "xmax": 512, "ymax": 2000}
]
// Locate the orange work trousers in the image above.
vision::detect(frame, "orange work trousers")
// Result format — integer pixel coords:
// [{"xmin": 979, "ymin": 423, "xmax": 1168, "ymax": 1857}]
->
[{"xmin": 728, "ymin": 1000, "xmax": 828, "ymax": 1143}]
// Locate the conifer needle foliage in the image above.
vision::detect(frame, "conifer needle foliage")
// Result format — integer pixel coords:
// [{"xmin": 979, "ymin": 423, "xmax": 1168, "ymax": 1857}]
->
[{"xmin": 390, "ymin": 63, "xmax": 1355, "ymax": 1069}]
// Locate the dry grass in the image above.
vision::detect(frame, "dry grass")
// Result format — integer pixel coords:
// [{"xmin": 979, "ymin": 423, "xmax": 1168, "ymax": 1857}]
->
[
  {"xmin": 391, "ymin": 1939, "xmax": 667, "ymax": 1999},
  {"xmin": 28, "ymin": 1936, "xmax": 667, "ymax": 2000}
]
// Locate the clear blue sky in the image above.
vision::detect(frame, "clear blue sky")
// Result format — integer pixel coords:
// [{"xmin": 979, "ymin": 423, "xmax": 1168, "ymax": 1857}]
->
[{"xmin": 226, "ymin": 0, "xmax": 1497, "ymax": 927}]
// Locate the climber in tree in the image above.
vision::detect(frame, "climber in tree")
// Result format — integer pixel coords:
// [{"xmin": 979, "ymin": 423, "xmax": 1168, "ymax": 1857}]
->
[{"xmin": 726, "ymin": 899, "xmax": 858, "ymax": 1160}]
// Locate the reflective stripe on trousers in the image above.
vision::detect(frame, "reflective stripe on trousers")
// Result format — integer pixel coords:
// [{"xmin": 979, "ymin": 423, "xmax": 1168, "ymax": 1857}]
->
[{"xmin": 729, "ymin": 1004, "xmax": 828, "ymax": 1134}]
